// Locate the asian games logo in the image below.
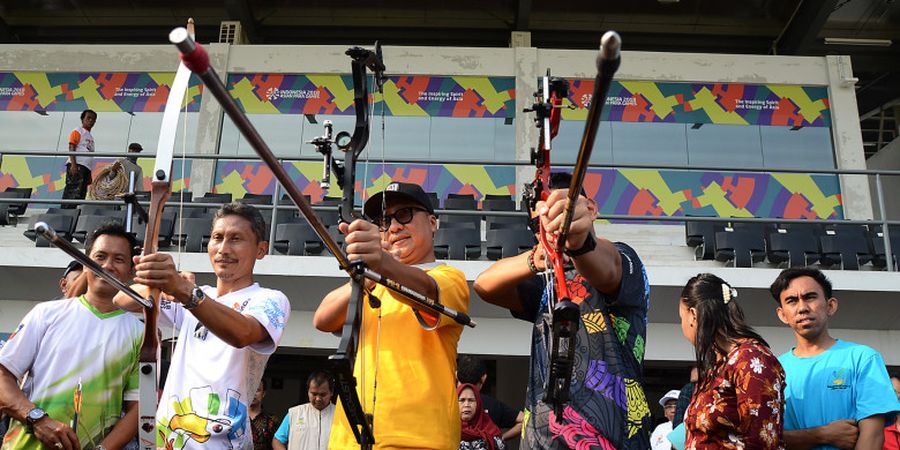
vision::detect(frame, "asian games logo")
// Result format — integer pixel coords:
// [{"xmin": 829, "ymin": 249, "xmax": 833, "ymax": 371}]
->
[{"xmin": 265, "ymin": 87, "xmax": 280, "ymax": 101}]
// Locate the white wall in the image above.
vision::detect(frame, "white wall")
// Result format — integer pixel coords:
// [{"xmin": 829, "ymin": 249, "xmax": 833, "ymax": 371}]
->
[{"xmin": 867, "ymin": 137, "xmax": 900, "ymax": 220}]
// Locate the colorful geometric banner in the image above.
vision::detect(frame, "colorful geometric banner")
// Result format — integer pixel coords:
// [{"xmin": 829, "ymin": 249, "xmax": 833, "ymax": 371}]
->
[
  {"xmin": 0, "ymin": 72, "xmax": 203, "ymax": 113},
  {"xmin": 562, "ymin": 80, "xmax": 830, "ymax": 127},
  {"xmin": 227, "ymin": 74, "xmax": 515, "ymax": 118},
  {"xmin": 0, "ymin": 156, "xmax": 192, "ymax": 198},
  {"xmin": 213, "ymin": 160, "xmax": 843, "ymax": 220}
]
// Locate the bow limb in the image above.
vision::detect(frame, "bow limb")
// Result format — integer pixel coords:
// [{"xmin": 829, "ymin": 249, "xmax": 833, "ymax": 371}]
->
[
  {"xmin": 136, "ymin": 38, "xmax": 191, "ymax": 450},
  {"xmin": 328, "ymin": 43, "xmax": 385, "ymax": 449}
]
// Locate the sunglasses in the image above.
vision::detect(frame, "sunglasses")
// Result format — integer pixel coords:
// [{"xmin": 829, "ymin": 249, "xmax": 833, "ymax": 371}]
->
[{"xmin": 372, "ymin": 206, "xmax": 428, "ymax": 230}]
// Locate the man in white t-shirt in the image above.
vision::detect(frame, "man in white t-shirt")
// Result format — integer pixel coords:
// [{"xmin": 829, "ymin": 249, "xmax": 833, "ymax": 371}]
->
[
  {"xmin": 122, "ymin": 202, "xmax": 290, "ymax": 450},
  {"xmin": 62, "ymin": 109, "xmax": 97, "ymax": 208},
  {"xmin": 272, "ymin": 371, "xmax": 335, "ymax": 450},
  {"xmin": 0, "ymin": 223, "xmax": 142, "ymax": 450},
  {"xmin": 650, "ymin": 390, "xmax": 680, "ymax": 450}
]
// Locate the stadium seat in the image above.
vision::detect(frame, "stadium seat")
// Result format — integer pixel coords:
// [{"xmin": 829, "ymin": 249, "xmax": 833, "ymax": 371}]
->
[
  {"xmin": 871, "ymin": 232, "xmax": 900, "ymax": 270},
  {"xmin": 172, "ymin": 190, "xmax": 192, "ymax": 204},
  {"xmin": 171, "ymin": 217, "xmax": 213, "ymax": 253},
  {"xmin": 714, "ymin": 229, "xmax": 766, "ymax": 267},
  {"xmin": 73, "ymin": 215, "xmax": 124, "ymax": 244},
  {"xmin": 3, "ymin": 187, "xmax": 32, "ymax": 216},
  {"xmin": 327, "ymin": 224, "xmax": 346, "ymax": 251},
  {"xmin": 77, "ymin": 204, "xmax": 121, "ymax": 216},
  {"xmin": 425, "ymin": 192, "xmax": 440, "ymax": 211},
  {"xmin": 483, "ymin": 197, "xmax": 522, "ymax": 230},
  {"xmin": 819, "ymin": 233, "xmax": 872, "ymax": 270},
  {"xmin": 684, "ymin": 221, "xmax": 726, "ymax": 260},
  {"xmin": 445, "ymin": 194, "xmax": 477, "ymax": 211},
  {"xmin": 24, "ymin": 213, "xmax": 75, "ymax": 246},
  {"xmin": 199, "ymin": 192, "xmax": 232, "ymax": 203},
  {"xmin": 767, "ymin": 230, "xmax": 821, "ymax": 267},
  {"xmin": 274, "ymin": 222, "xmax": 324, "ymax": 256},
  {"xmin": 313, "ymin": 197, "xmax": 341, "ymax": 226},
  {"xmin": 439, "ymin": 214, "xmax": 481, "ymax": 234},
  {"xmin": 485, "ymin": 228, "xmax": 536, "ymax": 260},
  {"xmin": 132, "ymin": 217, "xmax": 176, "ymax": 249},
  {"xmin": 434, "ymin": 227, "xmax": 481, "ymax": 260},
  {"xmin": 239, "ymin": 193, "xmax": 273, "ymax": 205},
  {"xmin": 46, "ymin": 207, "xmax": 81, "ymax": 236}
]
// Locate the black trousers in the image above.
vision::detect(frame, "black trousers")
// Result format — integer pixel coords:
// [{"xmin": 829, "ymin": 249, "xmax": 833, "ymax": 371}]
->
[{"xmin": 61, "ymin": 163, "xmax": 92, "ymax": 208}]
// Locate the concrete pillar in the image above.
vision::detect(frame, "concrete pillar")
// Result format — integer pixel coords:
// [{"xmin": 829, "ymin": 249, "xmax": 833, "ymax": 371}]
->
[
  {"xmin": 510, "ymin": 31, "xmax": 531, "ymax": 49},
  {"xmin": 189, "ymin": 42, "xmax": 230, "ymax": 196},
  {"xmin": 513, "ymin": 39, "xmax": 538, "ymax": 205},
  {"xmin": 826, "ymin": 55, "xmax": 874, "ymax": 219}
]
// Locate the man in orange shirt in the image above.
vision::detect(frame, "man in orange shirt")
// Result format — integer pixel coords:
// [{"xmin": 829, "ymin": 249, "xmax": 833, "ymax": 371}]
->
[{"xmin": 61, "ymin": 109, "xmax": 97, "ymax": 208}]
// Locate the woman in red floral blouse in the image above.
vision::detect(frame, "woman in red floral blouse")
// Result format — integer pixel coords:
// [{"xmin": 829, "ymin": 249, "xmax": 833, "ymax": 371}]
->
[{"xmin": 678, "ymin": 273, "xmax": 785, "ymax": 450}]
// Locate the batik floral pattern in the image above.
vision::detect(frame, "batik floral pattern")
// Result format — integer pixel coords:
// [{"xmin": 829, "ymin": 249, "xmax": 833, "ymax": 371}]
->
[{"xmin": 685, "ymin": 340, "xmax": 785, "ymax": 450}]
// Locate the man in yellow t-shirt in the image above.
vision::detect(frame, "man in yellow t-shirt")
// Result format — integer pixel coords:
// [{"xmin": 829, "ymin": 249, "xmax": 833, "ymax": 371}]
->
[{"xmin": 314, "ymin": 182, "xmax": 470, "ymax": 450}]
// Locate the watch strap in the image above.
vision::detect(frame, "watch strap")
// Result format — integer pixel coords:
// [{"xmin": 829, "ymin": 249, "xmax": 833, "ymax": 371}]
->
[
  {"xmin": 183, "ymin": 286, "xmax": 205, "ymax": 310},
  {"xmin": 564, "ymin": 234, "xmax": 597, "ymax": 257}
]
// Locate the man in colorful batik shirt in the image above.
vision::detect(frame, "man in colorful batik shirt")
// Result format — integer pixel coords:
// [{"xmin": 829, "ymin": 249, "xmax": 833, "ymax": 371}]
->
[
  {"xmin": 474, "ymin": 173, "xmax": 652, "ymax": 449},
  {"xmin": 0, "ymin": 223, "xmax": 142, "ymax": 450}
]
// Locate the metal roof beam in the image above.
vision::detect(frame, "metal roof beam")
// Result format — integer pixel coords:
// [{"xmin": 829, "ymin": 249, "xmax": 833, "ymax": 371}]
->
[
  {"xmin": 224, "ymin": 0, "xmax": 260, "ymax": 44},
  {"xmin": 775, "ymin": 0, "xmax": 839, "ymax": 55}
]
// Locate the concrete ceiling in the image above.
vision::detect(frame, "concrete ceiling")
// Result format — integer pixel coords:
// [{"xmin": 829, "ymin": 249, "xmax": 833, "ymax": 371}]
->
[{"xmin": 1, "ymin": 0, "xmax": 899, "ymax": 120}]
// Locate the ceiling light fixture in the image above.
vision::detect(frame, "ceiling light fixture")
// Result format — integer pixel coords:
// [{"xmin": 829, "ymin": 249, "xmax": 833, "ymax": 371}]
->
[{"xmin": 824, "ymin": 37, "xmax": 892, "ymax": 47}]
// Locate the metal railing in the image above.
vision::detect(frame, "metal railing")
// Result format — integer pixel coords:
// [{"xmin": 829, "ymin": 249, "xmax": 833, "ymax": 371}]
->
[{"xmin": 1, "ymin": 149, "xmax": 898, "ymax": 270}]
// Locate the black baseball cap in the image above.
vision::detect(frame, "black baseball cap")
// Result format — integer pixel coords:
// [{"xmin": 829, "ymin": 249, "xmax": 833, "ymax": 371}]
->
[
  {"xmin": 363, "ymin": 182, "xmax": 435, "ymax": 219},
  {"xmin": 63, "ymin": 260, "xmax": 83, "ymax": 278}
]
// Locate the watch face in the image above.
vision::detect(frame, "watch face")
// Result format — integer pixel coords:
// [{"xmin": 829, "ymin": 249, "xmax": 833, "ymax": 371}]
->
[{"xmin": 28, "ymin": 408, "xmax": 46, "ymax": 420}]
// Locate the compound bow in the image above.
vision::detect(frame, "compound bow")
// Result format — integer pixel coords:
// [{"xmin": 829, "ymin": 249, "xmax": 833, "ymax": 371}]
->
[{"xmin": 522, "ymin": 31, "xmax": 621, "ymax": 423}]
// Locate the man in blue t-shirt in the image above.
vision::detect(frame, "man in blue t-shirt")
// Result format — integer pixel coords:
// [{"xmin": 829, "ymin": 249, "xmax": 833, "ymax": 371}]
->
[{"xmin": 770, "ymin": 267, "xmax": 900, "ymax": 450}]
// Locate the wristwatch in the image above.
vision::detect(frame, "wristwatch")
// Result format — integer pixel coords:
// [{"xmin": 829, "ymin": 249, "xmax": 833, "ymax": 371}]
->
[
  {"xmin": 183, "ymin": 285, "xmax": 206, "ymax": 310},
  {"xmin": 24, "ymin": 407, "xmax": 47, "ymax": 431},
  {"xmin": 564, "ymin": 234, "xmax": 597, "ymax": 257}
]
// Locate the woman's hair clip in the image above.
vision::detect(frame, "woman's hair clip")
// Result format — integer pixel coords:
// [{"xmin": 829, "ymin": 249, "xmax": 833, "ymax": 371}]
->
[{"xmin": 722, "ymin": 283, "xmax": 737, "ymax": 304}]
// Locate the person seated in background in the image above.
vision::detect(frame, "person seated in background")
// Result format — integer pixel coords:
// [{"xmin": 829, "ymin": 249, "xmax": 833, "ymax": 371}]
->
[
  {"xmin": 650, "ymin": 389, "xmax": 680, "ymax": 450},
  {"xmin": 57, "ymin": 261, "xmax": 83, "ymax": 299},
  {"xmin": 458, "ymin": 383, "xmax": 505, "ymax": 450},
  {"xmin": 456, "ymin": 355, "xmax": 523, "ymax": 443}
]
